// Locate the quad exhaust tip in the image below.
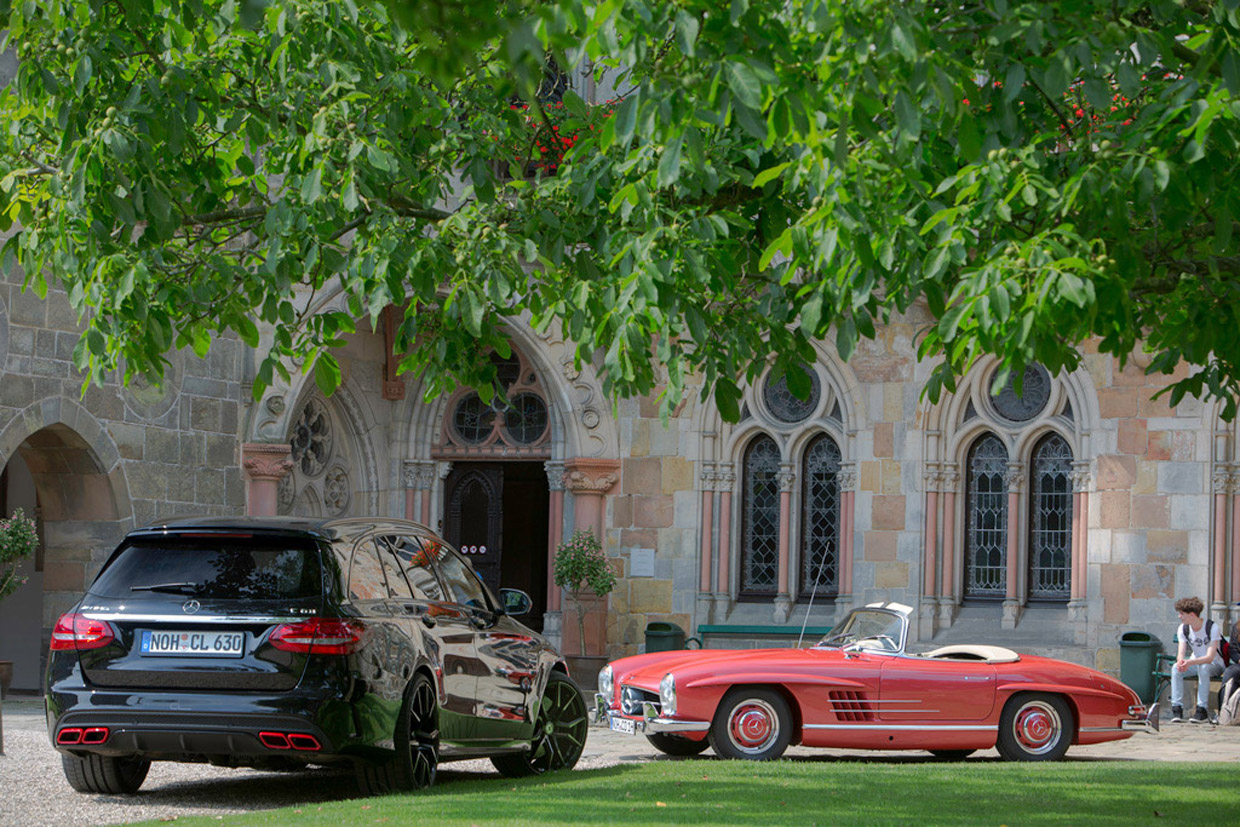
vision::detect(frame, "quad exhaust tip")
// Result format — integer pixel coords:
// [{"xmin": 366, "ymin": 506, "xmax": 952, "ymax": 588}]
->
[
  {"xmin": 56, "ymin": 726, "xmax": 110, "ymax": 745},
  {"xmin": 259, "ymin": 731, "xmax": 322, "ymax": 751}
]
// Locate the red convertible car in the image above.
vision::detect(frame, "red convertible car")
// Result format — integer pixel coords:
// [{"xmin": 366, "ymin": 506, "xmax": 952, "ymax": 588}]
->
[{"xmin": 596, "ymin": 603, "xmax": 1157, "ymax": 761}]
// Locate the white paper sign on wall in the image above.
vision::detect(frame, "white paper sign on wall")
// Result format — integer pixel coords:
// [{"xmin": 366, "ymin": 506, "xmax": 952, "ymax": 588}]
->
[{"xmin": 630, "ymin": 548, "xmax": 655, "ymax": 578}]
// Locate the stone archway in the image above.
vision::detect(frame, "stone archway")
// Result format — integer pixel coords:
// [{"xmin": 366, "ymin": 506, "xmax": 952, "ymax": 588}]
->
[{"xmin": 0, "ymin": 406, "xmax": 131, "ymax": 693}]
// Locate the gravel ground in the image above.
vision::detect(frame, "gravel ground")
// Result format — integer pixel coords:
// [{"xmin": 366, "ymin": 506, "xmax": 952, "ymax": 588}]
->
[{"xmin": 0, "ymin": 696, "xmax": 633, "ymax": 827}]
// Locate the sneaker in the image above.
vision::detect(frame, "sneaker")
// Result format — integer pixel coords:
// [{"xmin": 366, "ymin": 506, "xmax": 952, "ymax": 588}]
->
[
  {"xmin": 1170, "ymin": 705, "xmax": 1184, "ymax": 722},
  {"xmin": 1190, "ymin": 706, "xmax": 1210, "ymax": 723}
]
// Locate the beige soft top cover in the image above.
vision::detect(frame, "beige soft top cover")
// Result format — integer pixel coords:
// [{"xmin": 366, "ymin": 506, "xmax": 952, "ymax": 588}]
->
[{"xmin": 920, "ymin": 644, "xmax": 1021, "ymax": 664}]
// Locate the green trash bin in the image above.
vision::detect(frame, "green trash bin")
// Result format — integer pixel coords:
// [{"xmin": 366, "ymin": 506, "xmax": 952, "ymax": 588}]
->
[
  {"xmin": 1119, "ymin": 631, "xmax": 1163, "ymax": 705},
  {"xmin": 645, "ymin": 621, "xmax": 687, "ymax": 653}
]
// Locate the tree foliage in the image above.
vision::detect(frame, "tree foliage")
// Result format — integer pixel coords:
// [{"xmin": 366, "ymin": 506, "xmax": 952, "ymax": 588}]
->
[{"xmin": 3, "ymin": 0, "xmax": 1240, "ymax": 417}]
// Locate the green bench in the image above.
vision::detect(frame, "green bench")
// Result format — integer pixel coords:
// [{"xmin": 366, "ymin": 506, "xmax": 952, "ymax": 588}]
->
[
  {"xmin": 1153, "ymin": 653, "xmax": 1227, "ymax": 707},
  {"xmin": 694, "ymin": 624, "xmax": 833, "ymax": 647}
]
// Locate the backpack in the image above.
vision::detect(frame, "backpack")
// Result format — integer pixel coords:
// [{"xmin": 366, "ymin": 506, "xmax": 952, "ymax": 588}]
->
[
  {"xmin": 1181, "ymin": 619, "xmax": 1231, "ymax": 665},
  {"xmin": 1219, "ymin": 678, "xmax": 1240, "ymax": 726}
]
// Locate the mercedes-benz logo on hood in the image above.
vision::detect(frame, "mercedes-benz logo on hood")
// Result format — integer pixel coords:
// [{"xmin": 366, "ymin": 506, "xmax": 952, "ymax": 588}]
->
[{"xmin": 181, "ymin": 599, "xmax": 201, "ymax": 614}]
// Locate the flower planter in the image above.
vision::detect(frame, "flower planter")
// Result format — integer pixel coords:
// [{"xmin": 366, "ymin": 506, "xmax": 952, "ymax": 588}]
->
[{"xmin": 562, "ymin": 590, "xmax": 608, "ymax": 657}]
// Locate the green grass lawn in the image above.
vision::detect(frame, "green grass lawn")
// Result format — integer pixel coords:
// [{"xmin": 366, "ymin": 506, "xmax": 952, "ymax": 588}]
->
[{"xmin": 132, "ymin": 757, "xmax": 1240, "ymax": 826}]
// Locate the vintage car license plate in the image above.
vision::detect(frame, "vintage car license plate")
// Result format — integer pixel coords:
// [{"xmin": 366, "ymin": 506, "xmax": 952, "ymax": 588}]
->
[
  {"xmin": 609, "ymin": 715, "xmax": 637, "ymax": 735},
  {"xmin": 140, "ymin": 630, "xmax": 245, "ymax": 657}
]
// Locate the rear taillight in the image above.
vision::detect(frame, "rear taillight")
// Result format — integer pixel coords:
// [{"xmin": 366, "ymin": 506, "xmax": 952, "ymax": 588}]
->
[
  {"xmin": 49, "ymin": 613, "xmax": 115, "ymax": 651},
  {"xmin": 268, "ymin": 618, "xmax": 364, "ymax": 655}
]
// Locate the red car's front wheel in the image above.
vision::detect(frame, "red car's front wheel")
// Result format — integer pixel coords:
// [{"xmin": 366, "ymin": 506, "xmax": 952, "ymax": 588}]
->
[{"xmin": 709, "ymin": 687, "xmax": 793, "ymax": 761}]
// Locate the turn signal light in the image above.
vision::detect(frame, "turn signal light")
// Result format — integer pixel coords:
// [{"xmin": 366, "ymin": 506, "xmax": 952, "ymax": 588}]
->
[
  {"xmin": 269, "ymin": 618, "xmax": 364, "ymax": 655},
  {"xmin": 49, "ymin": 613, "xmax": 116, "ymax": 651}
]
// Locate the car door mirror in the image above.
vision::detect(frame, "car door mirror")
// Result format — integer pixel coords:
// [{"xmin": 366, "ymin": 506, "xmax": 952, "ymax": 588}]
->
[{"xmin": 499, "ymin": 588, "xmax": 532, "ymax": 617}]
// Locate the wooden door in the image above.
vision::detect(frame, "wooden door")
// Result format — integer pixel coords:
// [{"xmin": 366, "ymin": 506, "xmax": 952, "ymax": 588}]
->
[{"xmin": 443, "ymin": 465, "xmax": 504, "ymax": 597}]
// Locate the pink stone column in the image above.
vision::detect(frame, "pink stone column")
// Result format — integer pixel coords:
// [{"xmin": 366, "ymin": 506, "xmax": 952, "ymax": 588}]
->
[
  {"xmin": 1231, "ymin": 483, "xmax": 1240, "ymax": 604},
  {"xmin": 1215, "ymin": 489, "xmax": 1228, "ymax": 604},
  {"xmin": 1069, "ymin": 491, "xmax": 1082, "ymax": 601},
  {"xmin": 242, "ymin": 443, "xmax": 292, "ymax": 516},
  {"xmin": 839, "ymin": 488, "xmax": 854, "ymax": 596},
  {"xmin": 1006, "ymin": 488, "xmax": 1020, "ymax": 601},
  {"xmin": 777, "ymin": 465, "xmax": 794, "ymax": 599},
  {"xmin": 717, "ymin": 487, "xmax": 733, "ymax": 595},
  {"xmin": 545, "ymin": 461, "xmax": 566, "ymax": 613},
  {"xmin": 1077, "ymin": 490, "xmax": 1089, "ymax": 599},
  {"xmin": 402, "ymin": 460, "xmax": 435, "ymax": 524},
  {"xmin": 699, "ymin": 486, "xmax": 714, "ymax": 593},
  {"xmin": 923, "ymin": 488, "xmax": 939, "ymax": 598},
  {"xmin": 564, "ymin": 457, "xmax": 619, "ymax": 538},
  {"xmin": 940, "ymin": 485, "xmax": 957, "ymax": 604}
]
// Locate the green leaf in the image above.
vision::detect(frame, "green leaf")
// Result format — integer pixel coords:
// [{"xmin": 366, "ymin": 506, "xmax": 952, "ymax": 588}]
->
[
  {"xmin": 301, "ymin": 167, "xmax": 323, "ymax": 204},
  {"xmin": 314, "ymin": 352, "xmax": 342, "ymax": 396},
  {"xmin": 753, "ymin": 162, "xmax": 791, "ymax": 189},
  {"xmin": 1003, "ymin": 64, "xmax": 1026, "ymax": 103},
  {"xmin": 836, "ymin": 316, "xmax": 858, "ymax": 361},
  {"xmin": 725, "ymin": 61, "xmax": 762, "ymax": 110},
  {"xmin": 656, "ymin": 136, "xmax": 683, "ymax": 188},
  {"xmin": 613, "ymin": 94, "xmax": 638, "ymax": 145},
  {"xmin": 894, "ymin": 91, "xmax": 920, "ymax": 140},
  {"xmin": 675, "ymin": 10, "xmax": 700, "ymax": 56}
]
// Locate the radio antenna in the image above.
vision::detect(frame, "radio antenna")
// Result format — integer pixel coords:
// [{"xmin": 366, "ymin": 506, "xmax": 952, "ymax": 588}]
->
[{"xmin": 797, "ymin": 545, "xmax": 831, "ymax": 648}]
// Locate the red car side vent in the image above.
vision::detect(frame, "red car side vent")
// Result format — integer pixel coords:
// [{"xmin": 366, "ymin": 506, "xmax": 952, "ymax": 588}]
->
[{"xmin": 829, "ymin": 691, "xmax": 876, "ymax": 722}]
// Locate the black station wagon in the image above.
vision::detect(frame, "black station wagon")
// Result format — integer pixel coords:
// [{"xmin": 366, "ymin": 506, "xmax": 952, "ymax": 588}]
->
[{"xmin": 45, "ymin": 516, "xmax": 587, "ymax": 794}]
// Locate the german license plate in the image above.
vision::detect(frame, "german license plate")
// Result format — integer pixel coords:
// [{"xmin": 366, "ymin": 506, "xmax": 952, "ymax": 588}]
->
[
  {"xmin": 140, "ymin": 630, "xmax": 245, "ymax": 657},
  {"xmin": 609, "ymin": 715, "xmax": 636, "ymax": 735}
]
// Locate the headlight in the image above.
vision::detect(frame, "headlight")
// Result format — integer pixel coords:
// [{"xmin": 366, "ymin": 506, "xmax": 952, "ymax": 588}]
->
[
  {"xmin": 598, "ymin": 664, "xmax": 614, "ymax": 698},
  {"xmin": 659, "ymin": 672, "xmax": 676, "ymax": 717}
]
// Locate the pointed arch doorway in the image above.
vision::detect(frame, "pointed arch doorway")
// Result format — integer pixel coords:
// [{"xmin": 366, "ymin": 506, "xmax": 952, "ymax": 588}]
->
[
  {"xmin": 435, "ymin": 348, "xmax": 553, "ymax": 632},
  {"xmin": 443, "ymin": 462, "xmax": 550, "ymax": 631}
]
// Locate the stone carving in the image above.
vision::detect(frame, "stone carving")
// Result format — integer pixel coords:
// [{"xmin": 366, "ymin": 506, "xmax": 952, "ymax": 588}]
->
[
  {"xmin": 121, "ymin": 350, "xmax": 183, "ymax": 421},
  {"xmin": 403, "ymin": 460, "xmax": 436, "ymax": 490},
  {"xmin": 324, "ymin": 466, "xmax": 350, "ymax": 514},
  {"xmin": 776, "ymin": 464, "xmax": 797, "ymax": 492},
  {"xmin": 291, "ymin": 398, "xmax": 333, "ymax": 477},
  {"xmin": 241, "ymin": 443, "xmax": 294, "ymax": 481},
  {"xmin": 277, "ymin": 472, "xmax": 295, "ymax": 514},
  {"xmin": 1005, "ymin": 463, "xmax": 1027, "ymax": 492},
  {"xmin": 582, "ymin": 409, "xmax": 600, "ymax": 429},
  {"xmin": 265, "ymin": 395, "xmax": 286, "ymax": 415},
  {"xmin": 544, "ymin": 460, "xmax": 566, "ymax": 491}
]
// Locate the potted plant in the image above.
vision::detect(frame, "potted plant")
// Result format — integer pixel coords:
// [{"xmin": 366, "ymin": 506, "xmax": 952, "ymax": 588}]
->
[
  {"xmin": 0, "ymin": 508, "xmax": 38, "ymax": 700},
  {"xmin": 553, "ymin": 530, "xmax": 616, "ymax": 686}
]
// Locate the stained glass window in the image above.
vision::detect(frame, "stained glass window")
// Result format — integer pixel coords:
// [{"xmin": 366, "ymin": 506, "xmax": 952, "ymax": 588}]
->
[
  {"xmin": 1029, "ymin": 434, "xmax": 1073, "ymax": 600},
  {"xmin": 992, "ymin": 364, "xmax": 1051, "ymax": 422},
  {"xmin": 763, "ymin": 366, "xmax": 821, "ymax": 424},
  {"xmin": 965, "ymin": 434, "xmax": 1008, "ymax": 598},
  {"xmin": 504, "ymin": 393, "xmax": 548, "ymax": 444},
  {"xmin": 741, "ymin": 436, "xmax": 781, "ymax": 595},
  {"xmin": 800, "ymin": 435, "xmax": 841, "ymax": 596},
  {"xmin": 453, "ymin": 393, "xmax": 495, "ymax": 444}
]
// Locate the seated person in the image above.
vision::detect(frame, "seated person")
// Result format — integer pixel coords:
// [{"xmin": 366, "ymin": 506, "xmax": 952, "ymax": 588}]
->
[{"xmin": 1169, "ymin": 596, "xmax": 1225, "ymax": 723}]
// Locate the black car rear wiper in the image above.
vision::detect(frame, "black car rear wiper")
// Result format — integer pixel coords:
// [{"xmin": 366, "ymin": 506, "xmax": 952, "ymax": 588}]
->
[{"xmin": 130, "ymin": 581, "xmax": 204, "ymax": 595}]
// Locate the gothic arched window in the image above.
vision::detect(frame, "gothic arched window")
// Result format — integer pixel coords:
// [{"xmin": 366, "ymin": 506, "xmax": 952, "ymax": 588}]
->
[
  {"xmin": 1029, "ymin": 433, "xmax": 1073, "ymax": 600},
  {"xmin": 740, "ymin": 435, "xmax": 781, "ymax": 596},
  {"xmin": 965, "ymin": 433, "xmax": 1008, "ymax": 598},
  {"xmin": 799, "ymin": 434, "xmax": 841, "ymax": 597}
]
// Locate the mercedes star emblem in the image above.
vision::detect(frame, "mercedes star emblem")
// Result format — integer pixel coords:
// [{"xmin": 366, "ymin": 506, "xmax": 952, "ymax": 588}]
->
[{"xmin": 181, "ymin": 599, "xmax": 201, "ymax": 614}]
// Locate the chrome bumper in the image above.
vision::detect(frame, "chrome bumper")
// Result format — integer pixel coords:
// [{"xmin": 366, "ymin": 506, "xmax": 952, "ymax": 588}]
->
[
  {"xmin": 1121, "ymin": 703, "xmax": 1160, "ymax": 734},
  {"xmin": 593, "ymin": 694, "xmax": 710, "ymax": 735}
]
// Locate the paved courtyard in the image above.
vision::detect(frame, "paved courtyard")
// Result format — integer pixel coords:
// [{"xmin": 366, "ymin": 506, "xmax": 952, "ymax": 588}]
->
[{"xmin": 2, "ymin": 694, "xmax": 1239, "ymax": 826}]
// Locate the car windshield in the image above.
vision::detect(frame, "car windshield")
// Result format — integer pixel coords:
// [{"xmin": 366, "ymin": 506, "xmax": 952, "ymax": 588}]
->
[
  {"xmin": 816, "ymin": 608, "xmax": 905, "ymax": 652},
  {"xmin": 89, "ymin": 537, "xmax": 322, "ymax": 601}
]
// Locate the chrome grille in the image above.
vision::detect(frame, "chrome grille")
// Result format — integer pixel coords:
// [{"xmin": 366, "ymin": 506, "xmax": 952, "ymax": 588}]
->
[{"xmin": 621, "ymin": 685, "xmax": 658, "ymax": 716}]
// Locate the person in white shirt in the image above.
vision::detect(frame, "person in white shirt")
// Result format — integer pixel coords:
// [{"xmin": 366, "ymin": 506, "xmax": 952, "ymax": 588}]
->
[{"xmin": 1170, "ymin": 596, "xmax": 1225, "ymax": 723}]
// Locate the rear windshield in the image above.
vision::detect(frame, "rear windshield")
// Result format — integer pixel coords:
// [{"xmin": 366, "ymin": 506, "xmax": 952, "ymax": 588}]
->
[{"xmin": 89, "ymin": 536, "xmax": 323, "ymax": 601}]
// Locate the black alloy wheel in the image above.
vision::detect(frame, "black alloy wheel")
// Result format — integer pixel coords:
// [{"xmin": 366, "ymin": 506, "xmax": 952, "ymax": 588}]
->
[
  {"xmin": 646, "ymin": 732, "xmax": 712, "ymax": 756},
  {"xmin": 358, "ymin": 672, "xmax": 440, "ymax": 794},
  {"xmin": 492, "ymin": 671, "xmax": 588, "ymax": 777},
  {"xmin": 61, "ymin": 753, "xmax": 151, "ymax": 794}
]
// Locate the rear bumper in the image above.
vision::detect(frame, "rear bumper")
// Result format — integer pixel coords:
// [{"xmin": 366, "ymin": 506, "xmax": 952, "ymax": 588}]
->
[
  {"xmin": 593, "ymin": 693, "xmax": 710, "ymax": 735},
  {"xmin": 51, "ymin": 708, "xmax": 336, "ymax": 759},
  {"xmin": 1120, "ymin": 703, "xmax": 1161, "ymax": 735},
  {"xmin": 46, "ymin": 671, "xmax": 364, "ymax": 762}
]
